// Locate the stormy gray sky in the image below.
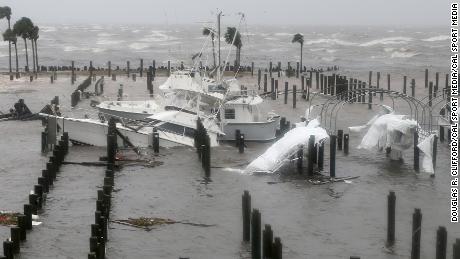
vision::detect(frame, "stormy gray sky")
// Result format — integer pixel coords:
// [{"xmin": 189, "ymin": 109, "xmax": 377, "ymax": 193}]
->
[{"xmin": 1, "ymin": 0, "xmax": 450, "ymax": 26}]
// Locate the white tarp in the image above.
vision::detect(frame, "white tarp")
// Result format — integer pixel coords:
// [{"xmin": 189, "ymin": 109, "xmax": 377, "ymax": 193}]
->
[
  {"xmin": 417, "ymin": 134, "xmax": 436, "ymax": 173},
  {"xmin": 245, "ymin": 119, "xmax": 329, "ymax": 173},
  {"xmin": 350, "ymin": 113, "xmax": 418, "ymax": 152}
]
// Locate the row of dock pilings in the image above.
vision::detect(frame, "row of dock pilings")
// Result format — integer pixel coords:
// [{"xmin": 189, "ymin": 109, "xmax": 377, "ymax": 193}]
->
[
  {"xmin": 195, "ymin": 118, "xmax": 211, "ymax": 178},
  {"xmin": 385, "ymin": 191, "xmax": 460, "ymax": 259},
  {"xmin": 242, "ymin": 191, "xmax": 283, "ymax": 259},
  {"xmin": 2, "ymin": 133, "xmax": 69, "ymax": 259},
  {"xmin": 88, "ymin": 118, "xmax": 117, "ymax": 259}
]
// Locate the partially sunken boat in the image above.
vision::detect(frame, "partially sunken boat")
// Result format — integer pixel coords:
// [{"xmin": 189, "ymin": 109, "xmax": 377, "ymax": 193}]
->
[{"xmin": 40, "ymin": 109, "xmax": 223, "ymax": 148}]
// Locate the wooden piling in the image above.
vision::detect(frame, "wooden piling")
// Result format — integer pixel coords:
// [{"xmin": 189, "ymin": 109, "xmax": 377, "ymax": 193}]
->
[
  {"xmin": 432, "ymin": 135, "xmax": 438, "ymax": 173},
  {"xmin": 429, "ymin": 82, "xmax": 433, "ymax": 106},
  {"xmin": 242, "ymin": 191, "xmax": 251, "ymax": 242},
  {"xmin": 411, "ymin": 79, "xmax": 416, "ymax": 97},
  {"xmin": 411, "ymin": 208, "xmax": 422, "ymax": 259},
  {"xmin": 239, "ymin": 134, "xmax": 245, "ymax": 154},
  {"xmin": 307, "ymin": 135, "xmax": 315, "ymax": 176},
  {"xmin": 343, "ymin": 134, "xmax": 349, "ymax": 155},
  {"xmin": 337, "ymin": 130, "xmax": 343, "ymax": 150},
  {"xmin": 387, "ymin": 191, "xmax": 396, "ymax": 246},
  {"xmin": 403, "ymin": 76, "xmax": 407, "ymax": 94},
  {"xmin": 108, "ymin": 61, "xmax": 111, "ymax": 77},
  {"xmin": 140, "ymin": 59, "xmax": 143, "ymax": 77},
  {"xmin": 440, "ymin": 126, "xmax": 444, "ymax": 142},
  {"xmin": 453, "ymin": 239, "xmax": 460, "ymax": 259},
  {"xmin": 330, "ymin": 135, "xmax": 337, "ymax": 178},
  {"xmin": 284, "ymin": 82, "xmax": 288, "ymax": 104},
  {"xmin": 425, "ymin": 69, "xmax": 428, "ymax": 88},
  {"xmin": 318, "ymin": 142, "xmax": 324, "ymax": 170},
  {"xmin": 126, "ymin": 61, "xmax": 130, "ymax": 77},
  {"xmin": 263, "ymin": 224, "xmax": 273, "ymax": 259},
  {"xmin": 297, "ymin": 146, "xmax": 303, "ymax": 173},
  {"xmin": 10, "ymin": 227, "xmax": 20, "ymax": 254},
  {"xmin": 251, "ymin": 62, "xmax": 254, "ymax": 76},
  {"xmin": 257, "ymin": 69, "xmax": 261, "ymax": 90},
  {"xmin": 414, "ymin": 131, "xmax": 419, "ymax": 171},
  {"xmin": 17, "ymin": 215, "xmax": 26, "ymax": 241},
  {"xmin": 271, "ymin": 77, "xmax": 275, "ymax": 100},
  {"xmin": 23, "ymin": 204, "xmax": 32, "ymax": 230},
  {"xmin": 269, "ymin": 61, "xmax": 273, "ymax": 78},
  {"xmin": 272, "ymin": 237, "xmax": 282, "ymax": 259},
  {"xmin": 263, "ymin": 74, "xmax": 268, "ymax": 92},
  {"xmin": 293, "ymin": 85, "xmax": 297, "ymax": 108},
  {"xmin": 251, "ymin": 209, "xmax": 261, "ymax": 259},
  {"xmin": 436, "ymin": 226, "xmax": 447, "ymax": 259},
  {"xmin": 3, "ymin": 241, "xmax": 13, "ymax": 259},
  {"xmin": 153, "ymin": 132, "xmax": 160, "ymax": 154}
]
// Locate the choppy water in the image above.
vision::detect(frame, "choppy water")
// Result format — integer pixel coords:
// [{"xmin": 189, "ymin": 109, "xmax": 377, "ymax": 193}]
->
[
  {"xmin": 0, "ymin": 24, "xmax": 450, "ymax": 74},
  {"xmin": 0, "ymin": 72, "xmax": 457, "ymax": 258}
]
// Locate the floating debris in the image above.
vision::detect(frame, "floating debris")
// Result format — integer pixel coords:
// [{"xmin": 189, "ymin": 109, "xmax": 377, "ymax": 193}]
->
[
  {"xmin": 0, "ymin": 211, "xmax": 19, "ymax": 226},
  {"xmin": 111, "ymin": 217, "xmax": 216, "ymax": 231},
  {"xmin": 308, "ymin": 176, "xmax": 360, "ymax": 185}
]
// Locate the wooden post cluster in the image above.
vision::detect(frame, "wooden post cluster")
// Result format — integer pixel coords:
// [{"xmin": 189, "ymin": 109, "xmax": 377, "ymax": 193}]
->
[
  {"xmin": 2, "ymin": 133, "xmax": 69, "ymax": 258},
  {"xmin": 243, "ymin": 191, "xmax": 283, "ymax": 259},
  {"xmin": 88, "ymin": 122, "xmax": 116, "ymax": 258}
]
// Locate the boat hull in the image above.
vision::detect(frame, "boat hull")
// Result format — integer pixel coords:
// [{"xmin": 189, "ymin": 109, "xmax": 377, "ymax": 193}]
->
[
  {"xmin": 98, "ymin": 107, "xmax": 151, "ymax": 121},
  {"xmin": 220, "ymin": 119, "xmax": 278, "ymax": 141},
  {"xmin": 55, "ymin": 117, "xmax": 190, "ymax": 148}
]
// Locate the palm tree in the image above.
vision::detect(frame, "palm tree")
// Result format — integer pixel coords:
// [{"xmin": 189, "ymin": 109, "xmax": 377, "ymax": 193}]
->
[
  {"xmin": 32, "ymin": 26, "xmax": 39, "ymax": 71},
  {"xmin": 224, "ymin": 27, "xmax": 242, "ymax": 71},
  {"xmin": 13, "ymin": 17, "xmax": 34, "ymax": 72},
  {"xmin": 202, "ymin": 27, "xmax": 216, "ymax": 68},
  {"xmin": 0, "ymin": 7, "xmax": 12, "ymax": 74},
  {"xmin": 292, "ymin": 33, "xmax": 304, "ymax": 73},
  {"xmin": 29, "ymin": 29, "xmax": 36, "ymax": 73},
  {"xmin": 3, "ymin": 29, "xmax": 18, "ymax": 78}
]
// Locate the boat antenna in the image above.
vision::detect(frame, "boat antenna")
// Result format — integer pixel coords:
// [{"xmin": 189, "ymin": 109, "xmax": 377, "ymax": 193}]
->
[{"xmin": 217, "ymin": 10, "xmax": 222, "ymax": 82}]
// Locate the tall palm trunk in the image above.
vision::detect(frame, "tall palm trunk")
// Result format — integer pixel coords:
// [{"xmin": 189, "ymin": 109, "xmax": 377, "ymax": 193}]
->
[
  {"xmin": 34, "ymin": 39, "xmax": 39, "ymax": 72},
  {"xmin": 23, "ymin": 38, "xmax": 29, "ymax": 72},
  {"xmin": 300, "ymin": 43, "xmax": 303, "ymax": 73},
  {"xmin": 31, "ymin": 40, "xmax": 36, "ymax": 73},
  {"xmin": 211, "ymin": 35, "xmax": 216, "ymax": 68},
  {"xmin": 7, "ymin": 19, "xmax": 11, "ymax": 74},
  {"xmin": 14, "ymin": 42, "xmax": 19, "ymax": 78}
]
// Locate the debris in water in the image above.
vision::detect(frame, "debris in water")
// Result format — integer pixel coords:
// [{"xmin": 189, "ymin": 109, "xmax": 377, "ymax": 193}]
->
[
  {"xmin": 111, "ymin": 217, "xmax": 216, "ymax": 231},
  {"xmin": 0, "ymin": 211, "xmax": 19, "ymax": 226}
]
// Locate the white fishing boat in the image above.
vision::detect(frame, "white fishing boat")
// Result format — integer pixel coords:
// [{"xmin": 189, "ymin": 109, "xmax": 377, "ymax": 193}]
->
[
  {"xmin": 39, "ymin": 109, "xmax": 223, "ymax": 148},
  {"xmin": 219, "ymin": 92, "xmax": 280, "ymax": 141},
  {"xmin": 97, "ymin": 100, "xmax": 161, "ymax": 121}
]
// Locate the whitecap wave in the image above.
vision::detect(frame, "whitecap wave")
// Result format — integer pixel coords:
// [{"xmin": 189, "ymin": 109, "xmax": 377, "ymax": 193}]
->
[
  {"xmin": 322, "ymin": 56, "xmax": 338, "ymax": 62},
  {"xmin": 391, "ymin": 51, "xmax": 419, "ymax": 58},
  {"xmin": 92, "ymin": 48, "xmax": 106, "ymax": 53},
  {"xmin": 422, "ymin": 35, "xmax": 449, "ymax": 42},
  {"xmin": 360, "ymin": 37, "xmax": 412, "ymax": 47},
  {"xmin": 97, "ymin": 32, "xmax": 117, "ymax": 37},
  {"xmin": 274, "ymin": 32, "xmax": 292, "ymax": 37},
  {"xmin": 63, "ymin": 46, "xmax": 90, "ymax": 52},
  {"xmin": 305, "ymin": 38, "xmax": 355, "ymax": 46},
  {"xmin": 96, "ymin": 39, "xmax": 124, "ymax": 45},
  {"xmin": 41, "ymin": 26, "xmax": 57, "ymax": 33},
  {"xmin": 129, "ymin": 42, "xmax": 150, "ymax": 50},
  {"xmin": 139, "ymin": 30, "xmax": 177, "ymax": 42}
]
